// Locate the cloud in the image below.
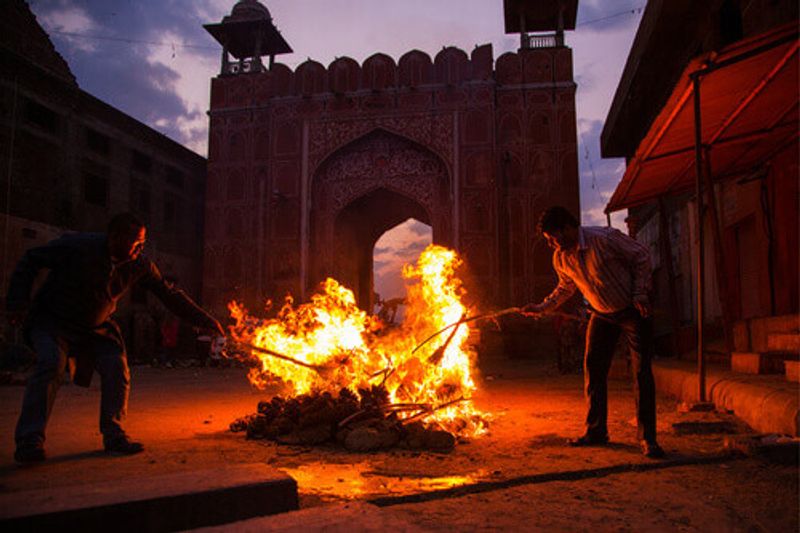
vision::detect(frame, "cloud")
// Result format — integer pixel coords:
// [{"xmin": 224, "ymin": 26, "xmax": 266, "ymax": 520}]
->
[
  {"xmin": 36, "ymin": 1, "xmax": 99, "ymax": 53},
  {"xmin": 406, "ymin": 219, "xmax": 433, "ymax": 237},
  {"xmin": 576, "ymin": 118, "xmax": 628, "ymax": 228},
  {"xmin": 398, "ymin": 240, "xmax": 427, "ymax": 255},
  {"xmin": 373, "ymin": 219, "xmax": 432, "ymax": 299},
  {"xmin": 571, "ymin": 8, "xmax": 644, "ymax": 123},
  {"xmin": 576, "ymin": 1, "xmax": 644, "ymax": 32},
  {"xmin": 144, "ymin": 30, "xmax": 217, "ymax": 154},
  {"xmin": 29, "ymin": 0, "xmax": 221, "ymax": 154}
]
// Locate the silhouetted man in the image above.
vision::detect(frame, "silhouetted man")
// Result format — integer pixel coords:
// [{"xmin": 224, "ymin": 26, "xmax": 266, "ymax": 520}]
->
[
  {"xmin": 8, "ymin": 213, "xmax": 224, "ymax": 463},
  {"xmin": 524, "ymin": 206, "xmax": 664, "ymax": 458}
]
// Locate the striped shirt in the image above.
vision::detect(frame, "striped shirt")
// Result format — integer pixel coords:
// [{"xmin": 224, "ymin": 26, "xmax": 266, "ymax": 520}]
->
[{"xmin": 540, "ymin": 226, "xmax": 652, "ymax": 314}]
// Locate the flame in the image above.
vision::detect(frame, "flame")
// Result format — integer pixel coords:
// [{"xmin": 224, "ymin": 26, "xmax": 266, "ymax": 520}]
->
[{"xmin": 228, "ymin": 244, "xmax": 486, "ymax": 437}]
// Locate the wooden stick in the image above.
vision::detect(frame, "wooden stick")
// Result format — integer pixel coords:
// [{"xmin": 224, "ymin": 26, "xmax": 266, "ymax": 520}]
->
[
  {"xmin": 401, "ymin": 397, "xmax": 470, "ymax": 424},
  {"xmin": 231, "ymin": 341, "xmax": 331, "ymax": 374},
  {"xmin": 411, "ymin": 307, "xmax": 590, "ymax": 354},
  {"xmin": 427, "ymin": 311, "xmax": 466, "ymax": 365}
]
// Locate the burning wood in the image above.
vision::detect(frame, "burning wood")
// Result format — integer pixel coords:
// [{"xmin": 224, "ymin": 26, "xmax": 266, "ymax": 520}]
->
[
  {"xmin": 228, "ymin": 340, "xmax": 339, "ymax": 376},
  {"xmin": 225, "ymin": 245, "xmax": 489, "ymax": 450},
  {"xmin": 230, "ymin": 385, "xmax": 459, "ymax": 452}
]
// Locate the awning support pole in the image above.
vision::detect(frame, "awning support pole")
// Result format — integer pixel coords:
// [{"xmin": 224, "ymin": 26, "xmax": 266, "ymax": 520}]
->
[
  {"xmin": 703, "ymin": 147, "xmax": 735, "ymax": 354},
  {"xmin": 692, "ymin": 74, "xmax": 707, "ymax": 403}
]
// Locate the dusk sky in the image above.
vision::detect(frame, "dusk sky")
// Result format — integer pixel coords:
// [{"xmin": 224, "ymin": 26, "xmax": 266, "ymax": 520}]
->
[{"xmin": 28, "ymin": 0, "xmax": 644, "ymax": 299}]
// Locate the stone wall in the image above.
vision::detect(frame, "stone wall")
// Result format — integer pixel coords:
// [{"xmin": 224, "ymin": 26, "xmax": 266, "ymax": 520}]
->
[{"xmin": 204, "ymin": 43, "xmax": 579, "ymax": 320}]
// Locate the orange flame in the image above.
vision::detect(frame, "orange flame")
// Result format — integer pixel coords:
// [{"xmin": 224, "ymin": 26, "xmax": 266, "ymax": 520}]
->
[{"xmin": 228, "ymin": 244, "xmax": 486, "ymax": 437}]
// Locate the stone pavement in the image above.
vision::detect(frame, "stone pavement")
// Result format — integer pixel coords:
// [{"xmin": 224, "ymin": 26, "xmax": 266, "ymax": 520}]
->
[{"xmin": 0, "ymin": 363, "xmax": 796, "ymax": 531}]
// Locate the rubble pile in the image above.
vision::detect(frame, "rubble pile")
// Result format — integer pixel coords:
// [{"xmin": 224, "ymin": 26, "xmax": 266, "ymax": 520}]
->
[{"xmin": 230, "ymin": 385, "xmax": 458, "ymax": 452}]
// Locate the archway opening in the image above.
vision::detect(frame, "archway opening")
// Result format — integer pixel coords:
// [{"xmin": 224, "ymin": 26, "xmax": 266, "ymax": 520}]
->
[
  {"xmin": 333, "ymin": 188, "xmax": 430, "ymax": 311},
  {"xmin": 373, "ymin": 217, "xmax": 432, "ymax": 323}
]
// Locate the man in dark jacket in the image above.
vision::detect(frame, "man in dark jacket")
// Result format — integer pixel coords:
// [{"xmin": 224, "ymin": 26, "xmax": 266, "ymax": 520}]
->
[{"xmin": 7, "ymin": 213, "xmax": 225, "ymax": 463}]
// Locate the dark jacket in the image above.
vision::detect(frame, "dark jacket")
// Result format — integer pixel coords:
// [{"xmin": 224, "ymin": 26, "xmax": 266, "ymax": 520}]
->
[{"xmin": 6, "ymin": 232, "xmax": 217, "ymax": 384}]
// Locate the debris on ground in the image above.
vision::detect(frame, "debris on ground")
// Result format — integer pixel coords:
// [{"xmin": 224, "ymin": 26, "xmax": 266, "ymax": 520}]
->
[
  {"xmin": 724, "ymin": 434, "xmax": 800, "ymax": 465},
  {"xmin": 230, "ymin": 385, "xmax": 459, "ymax": 452}
]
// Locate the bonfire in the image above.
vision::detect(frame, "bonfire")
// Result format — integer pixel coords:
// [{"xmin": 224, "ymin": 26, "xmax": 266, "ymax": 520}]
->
[{"xmin": 227, "ymin": 245, "xmax": 488, "ymax": 451}]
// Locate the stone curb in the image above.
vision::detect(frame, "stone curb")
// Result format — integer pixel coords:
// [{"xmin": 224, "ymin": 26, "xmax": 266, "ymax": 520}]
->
[{"xmin": 653, "ymin": 359, "xmax": 800, "ymax": 436}]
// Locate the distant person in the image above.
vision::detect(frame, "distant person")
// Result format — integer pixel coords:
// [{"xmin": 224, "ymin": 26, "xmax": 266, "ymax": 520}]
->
[
  {"xmin": 7, "ymin": 213, "xmax": 225, "ymax": 463},
  {"xmin": 523, "ymin": 206, "xmax": 664, "ymax": 458},
  {"xmin": 158, "ymin": 314, "xmax": 180, "ymax": 368}
]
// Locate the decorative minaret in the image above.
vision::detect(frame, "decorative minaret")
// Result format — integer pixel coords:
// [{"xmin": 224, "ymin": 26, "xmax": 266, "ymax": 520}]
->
[
  {"xmin": 503, "ymin": 0, "xmax": 578, "ymax": 49},
  {"xmin": 204, "ymin": 0, "xmax": 292, "ymax": 75}
]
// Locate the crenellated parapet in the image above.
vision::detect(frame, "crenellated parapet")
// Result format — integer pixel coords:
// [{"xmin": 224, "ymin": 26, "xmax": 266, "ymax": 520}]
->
[{"xmin": 210, "ymin": 44, "xmax": 574, "ymax": 110}]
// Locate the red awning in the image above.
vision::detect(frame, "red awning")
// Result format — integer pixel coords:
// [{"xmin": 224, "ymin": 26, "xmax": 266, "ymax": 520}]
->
[{"xmin": 606, "ymin": 23, "xmax": 799, "ymax": 213}]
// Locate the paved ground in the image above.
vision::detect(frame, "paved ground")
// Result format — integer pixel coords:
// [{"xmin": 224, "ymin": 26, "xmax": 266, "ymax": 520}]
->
[{"xmin": 0, "ymin": 360, "xmax": 797, "ymax": 531}]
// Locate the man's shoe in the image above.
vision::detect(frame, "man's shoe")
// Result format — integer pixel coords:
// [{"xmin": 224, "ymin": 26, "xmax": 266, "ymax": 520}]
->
[
  {"xmin": 568, "ymin": 434, "xmax": 610, "ymax": 447},
  {"xmin": 104, "ymin": 435, "xmax": 144, "ymax": 456},
  {"xmin": 641, "ymin": 440, "xmax": 666, "ymax": 459},
  {"xmin": 14, "ymin": 441, "xmax": 46, "ymax": 464}
]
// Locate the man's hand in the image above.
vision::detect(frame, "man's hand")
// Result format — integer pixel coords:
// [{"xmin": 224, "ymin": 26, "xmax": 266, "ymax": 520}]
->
[
  {"xmin": 633, "ymin": 295, "xmax": 651, "ymax": 318},
  {"xmin": 202, "ymin": 318, "xmax": 225, "ymax": 337},
  {"xmin": 521, "ymin": 303, "xmax": 545, "ymax": 317}
]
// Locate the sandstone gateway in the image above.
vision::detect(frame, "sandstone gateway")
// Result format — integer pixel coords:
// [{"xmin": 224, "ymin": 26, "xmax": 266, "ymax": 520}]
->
[{"xmin": 202, "ymin": 0, "xmax": 580, "ymax": 320}]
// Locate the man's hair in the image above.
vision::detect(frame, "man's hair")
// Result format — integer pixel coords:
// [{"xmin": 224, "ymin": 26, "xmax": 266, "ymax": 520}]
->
[
  {"xmin": 537, "ymin": 206, "xmax": 579, "ymax": 234},
  {"xmin": 108, "ymin": 212, "xmax": 145, "ymax": 237}
]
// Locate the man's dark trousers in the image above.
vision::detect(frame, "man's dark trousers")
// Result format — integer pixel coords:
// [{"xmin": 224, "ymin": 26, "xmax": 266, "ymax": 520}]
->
[
  {"xmin": 15, "ymin": 325, "xmax": 130, "ymax": 446},
  {"xmin": 583, "ymin": 307, "xmax": 657, "ymax": 442}
]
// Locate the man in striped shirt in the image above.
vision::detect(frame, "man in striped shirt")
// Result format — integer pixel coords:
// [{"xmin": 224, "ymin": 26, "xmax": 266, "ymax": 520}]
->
[{"xmin": 524, "ymin": 206, "xmax": 665, "ymax": 459}]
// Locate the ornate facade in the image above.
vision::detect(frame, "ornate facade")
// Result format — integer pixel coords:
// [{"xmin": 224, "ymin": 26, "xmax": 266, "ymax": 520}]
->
[{"xmin": 204, "ymin": 22, "xmax": 579, "ymax": 317}]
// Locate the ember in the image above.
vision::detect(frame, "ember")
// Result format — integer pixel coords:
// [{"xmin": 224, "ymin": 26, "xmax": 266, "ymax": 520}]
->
[{"xmin": 227, "ymin": 245, "xmax": 488, "ymax": 449}]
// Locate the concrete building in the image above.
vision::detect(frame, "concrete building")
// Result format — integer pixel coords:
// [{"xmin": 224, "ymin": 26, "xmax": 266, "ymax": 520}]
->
[
  {"xmin": 601, "ymin": 0, "xmax": 798, "ymax": 372},
  {"xmin": 0, "ymin": 1, "xmax": 208, "ymax": 360}
]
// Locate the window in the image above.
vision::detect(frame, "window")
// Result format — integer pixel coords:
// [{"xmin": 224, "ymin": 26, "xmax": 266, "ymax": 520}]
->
[
  {"xmin": 130, "ymin": 177, "xmax": 151, "ymax": 214},
  {"xmin": 163, "ymin": 192, "xmax": 182, "ymax": 230},
  {"xmin": 86, "ymin": 128, "xmax": 111, "ymax": 155},
  {"xmin": 24, "ymin": 99, "xmax": 59, "ymax": 134},
  {"xmin": 132, "ymin": 150, "xmax": 152, "ymax": 174},
  {"xmin": 84, "ymin": 172, "xmax": 108, "ymax": 206},
  {"xmin": 165, "ymin": 166, "xmax": 184, "ymax": 189}
]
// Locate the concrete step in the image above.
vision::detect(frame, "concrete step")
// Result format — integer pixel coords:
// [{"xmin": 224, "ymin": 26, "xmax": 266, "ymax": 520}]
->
[
  {"xmin": 731, "ymin": 352, "xmax": 784, "ymax": 375},
  {"xmin": 653, "ymin": 359, "xmax": 800, "ymax": 436},
  {"xmin": 0, "ymin": 463, "xmax": 298, "ymax": 532},
  {"xmin": 736, "ymin": 314, "xmax": 800, "ymax": 353},
  {"xmin": 785, "ymin": 360, "xmax": 800, "ymax": 383},
  {"xmin": 767, "ymin": 332, "xmax": 800, "ymax": 354}
]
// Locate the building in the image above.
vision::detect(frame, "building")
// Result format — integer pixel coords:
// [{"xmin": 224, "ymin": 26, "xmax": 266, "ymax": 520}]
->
[
  {"xmin": 201, "ymin": 0, "xmax": 581, "ymax": 342},
  {"xmin": 0, "ymin": 1, "xmax": 208, "ymax": 359},
  {"xmin": 601, "ymin": 0, "xmax": 798, "ymax": 368}
]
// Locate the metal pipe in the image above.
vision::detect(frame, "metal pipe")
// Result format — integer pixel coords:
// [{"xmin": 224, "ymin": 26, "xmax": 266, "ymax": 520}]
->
[
  {"xmin": 760, "ymin": 174, "xmax": 777, "ymax": 314},
  {"xmin": 703, "ymin": 146, "xmax": 733, "ymax": 354},
  {"xmin": 693, "ymin": 32, "xmax": 797, "ymax": 76},
  {"xmin": 692, "ymin": 74, "xmax": 706, "ymax": 403}
]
